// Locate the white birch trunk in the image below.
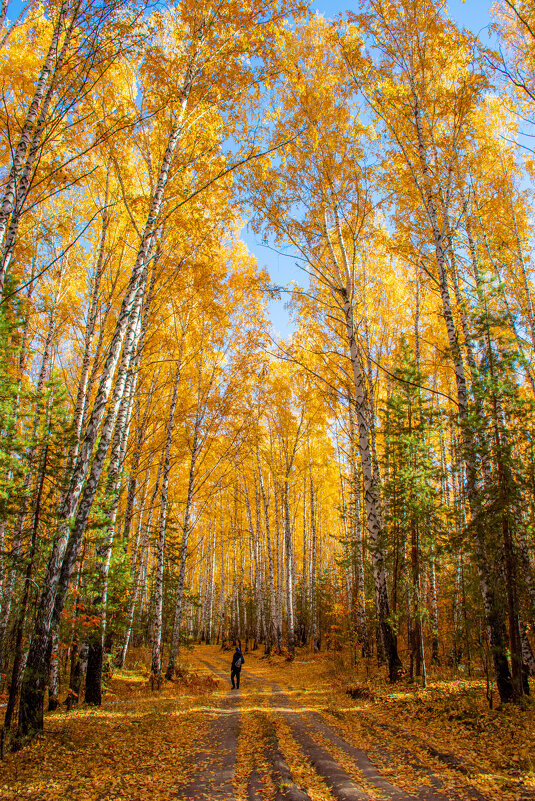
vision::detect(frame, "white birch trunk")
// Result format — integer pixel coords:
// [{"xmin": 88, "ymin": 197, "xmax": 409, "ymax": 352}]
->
[
  {"xmin": 69, "ymin": 165, "xmax": 111, "ymax": 465},
  {"xmin": 347, "ymin": 397, "xmax": 368, "ymax": 654},
  {"xmin": 0, "ymin": 0, "xmax": 69, "ymax": 294},
  {"xmin": 150, "ymin": 363, "xmax": 182, "ymax": 684},
  {"xmin": 283, "ymin": 480, "xmax": 295, "ymax": 658},
  {"xmin": 0, "ymin": 0, "xmax": 83, "ymax": 278},
  {"xmin": 274, "ymin": 485, "xmax": 283, "ymax": 652},
  {"xmin": 310, "ymin": 472, "xmax": 319, "ymax": 652},
  {"xmin": 165, "ymin": 407, "xmax": 202, "ymax": 677},
  {"xmin": 410, "ymin": 87, "xmax": 513, "ymax": 701},
  {"xmin": 19, "ymin": 85, "xmax": 192, "ymax": 731},
  {"xmin": 324, "ymin": 211, "xmax": 402, "ymax": 680},
  {"xmin": 258, "ymin": 460, "xmax": 278, "ymax": 653}
]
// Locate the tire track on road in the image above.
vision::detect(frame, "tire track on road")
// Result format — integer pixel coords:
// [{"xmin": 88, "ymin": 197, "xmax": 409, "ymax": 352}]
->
[
  {"xmin": 317, "ymin": 710, "xmax": 490, "ymax": 801},
  {"xmin": 203, "ymin": 653, "xmax": 386, "ymax": 800},
  {"xmin": 174, "ymin": 660, "xmax": 240, "ymax": 800},
  {"xmin": 197, "ymin": 655, "xmax": 314, "ymax": 801},
  {"xmin": 204, "ymin": 651, "xmax": 489, "ymax": 801}
]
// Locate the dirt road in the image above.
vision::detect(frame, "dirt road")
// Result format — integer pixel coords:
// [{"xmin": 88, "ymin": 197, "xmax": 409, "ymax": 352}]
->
[
  {"xmin": 175, "ymin": 648, "xmax": 500, "ymax": 801},
  {"xmin": 1, "ymin": 645, "xmax": 532, "ymax": 801}
]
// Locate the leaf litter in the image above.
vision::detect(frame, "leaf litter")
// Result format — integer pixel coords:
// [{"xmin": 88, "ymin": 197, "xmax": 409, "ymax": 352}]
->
[{"xmin": 0, "ymin": 645, "xmax": 533, "ymax": 801}]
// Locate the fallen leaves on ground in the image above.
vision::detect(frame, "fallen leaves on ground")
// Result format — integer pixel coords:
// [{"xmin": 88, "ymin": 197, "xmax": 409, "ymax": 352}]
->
[
  {"xmin": 0, "ymin": 663, "xmax": 218, "ymax": 800},
  {"xmin": 0, "ymin": 646, "xmax": 533, "ymax": 801}
]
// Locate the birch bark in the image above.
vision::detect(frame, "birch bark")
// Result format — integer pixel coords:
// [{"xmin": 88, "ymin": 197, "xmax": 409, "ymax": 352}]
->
[
  {"xmin": 258, "ymin": 459, "xmax": 278, "ymax": 653},
  {"xmin": 217, "ymin": 490, "xmax": 226, "ymax": 643},
  {"xmin": 69, "ymin": 165, "xmax": 111, "ymax": 467},
  {"xmin": 347, "ymin": 397, "xmax": 368, "ymax": 655},
  {"xmin": 165, "ymin": 407, "xmax": 202, "ymax": 678},
  {"xmin": 150, "ymin": 362, "xmax": 182, "ymax": 684},
  {"xmin": 19, "ymin": 70, "xmax": 195, "ymax": 733},
  {"xmin": 117, "ymin": 457, "xmax": 161, "ymax": 669},
  {"xmin": 253, "ymin": 474, "xmax": 263, "ymax": 648},
  {"xmin": 283, "ymin": 479, "xmax": 295, "ymax": 658},
  {"xmin": 409, "ymin": 87, "xmax": 514, "ymax": 701},
  {"xmin": 84, "ymin": 312, "xmax": 144, "ymax": 705},
  {"xmin": 0, "ymin": 0, "xmax": 84, "ymax": 278},
  {"xmin": 0, "ymin": 0, "xmax": 69, "ymax": 295},
  {"xmin": 120, "ymin": 378, "xmax": 155, "ymax": 548},
  {"xmin": 324, "ymin": 212, "xmax": 402, "ymax": 680},
  {"xmin": 310, "ymin": 472, "xmax": 319, "ymax": 652},
  {"xmin": 97, "ymin": 262, "xmax": 159, "ymax": 657}
]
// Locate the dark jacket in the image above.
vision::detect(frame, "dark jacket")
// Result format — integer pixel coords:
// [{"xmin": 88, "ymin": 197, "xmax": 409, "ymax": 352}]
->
[{"xmin": 231, "ymin": 649, "xmax": 244, "ymax": 670}]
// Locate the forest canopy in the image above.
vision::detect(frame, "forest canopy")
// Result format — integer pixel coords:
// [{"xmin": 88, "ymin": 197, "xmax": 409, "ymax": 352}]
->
[{"xmin": 0, "ymin": 0, "xmax": 534, "ymax": 749}]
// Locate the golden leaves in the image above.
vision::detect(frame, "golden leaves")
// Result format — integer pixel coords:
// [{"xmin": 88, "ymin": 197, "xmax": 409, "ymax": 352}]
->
[{"xmin": 0, "ymin": 668, "xmax": 214, "ymax": 801}]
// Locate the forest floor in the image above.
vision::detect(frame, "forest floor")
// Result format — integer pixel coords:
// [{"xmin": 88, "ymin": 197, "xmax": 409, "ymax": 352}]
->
[{"xmin": 0, "ymin": 644, "xmax": 534, "ymax": 801}]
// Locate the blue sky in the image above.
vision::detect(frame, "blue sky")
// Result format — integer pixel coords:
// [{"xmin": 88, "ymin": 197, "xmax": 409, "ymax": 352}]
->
[{"xmin": 244, "ymin": 0, "xmax": 495, "ymax": 339}]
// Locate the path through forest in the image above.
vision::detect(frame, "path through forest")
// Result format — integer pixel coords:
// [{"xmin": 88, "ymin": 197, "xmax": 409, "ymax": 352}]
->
[
  {"xmin": 0, "ymin": 646, "xmax": 533, "ymax": 801},
  {"xmin": 179, "ymin": 650, "xmax": 490, "ymax": 801}
]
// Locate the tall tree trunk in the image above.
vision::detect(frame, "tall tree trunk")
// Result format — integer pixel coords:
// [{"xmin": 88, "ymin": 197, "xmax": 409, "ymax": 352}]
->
[
  {"xmin": 283, "ymin": 479, "xmax": 295, "ymax": 659},
  {"xmin": 217, "ymin": 490, "xmax": 226, "ymax": 644},
  {"xmin": 274, "ymin": 483, "xmax": 283, "ymax": 653},
  {"xmin": 0, "ymin": 0, "xmax": 84, "ymax": 278},
  {"xmin": 87, "ymin": 264, "xmax": 159, "ymax": 702},
  {"xmin": 116, "ymin": 457, "xmax": 161, "ymax": 669},
  {"xmin": 310, "ymin": 471, "xmax": 319, "ymax": 652},
  {"xmin": 150, "ymin": 363, "xmax": 182, "ymax": 685},
  {"xmin": 121, "ymin": 373, "xmax": 157, "ymax": 546},
  {"xmin": 429, "ymin": 555, "xmax": 440, "ymax": 664},
  {"xmin": 165, "ymin": 407, "xmax": 202, "ymax": 678},
  {"xmin": 301, "ymin": 474, "xmax": 308, "ymax": 647},
  {"xmin": 85, "ymin": 341, "xmax": 140, "ymax": 704},
  {"xmin": 258, "ymin": 460, "xmax": 277, "ymax": 654},
  {"xmin": 0, "ymin": 0, "xmax": 69, "ymax": 294},
  {"xmin": 410, "ymin": 88, "xmax": 513, "ymax": 702},
  {"xmin": 69, "ymin": 163, "xmax": 111, "ymax": 468},
  {"xmin": 325, "ymin": 211, "xmax": 402, "ymax": 681},
  {"xmin": 18, "ymin": 93, "xmax": 192, "ymax": 734},
  {"xmin": 253, "ymin": 474, "xmax": 263, "ymax": 649},
  {"xmin": 347, "ymin": 396, "xmax": 369, "ymax": 656}
]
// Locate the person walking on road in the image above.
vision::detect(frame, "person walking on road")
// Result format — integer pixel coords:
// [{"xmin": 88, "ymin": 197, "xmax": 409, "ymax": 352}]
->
[{"xmin": 231, "ymin": 645, "xmax": 244, "ymax": 689}]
